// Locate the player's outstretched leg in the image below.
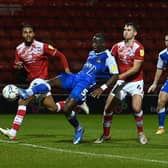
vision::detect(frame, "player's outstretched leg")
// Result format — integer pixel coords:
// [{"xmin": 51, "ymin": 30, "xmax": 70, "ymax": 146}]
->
[{"xmin": 19, "ymin": 79, "xmax": 51, "ymax": 100}]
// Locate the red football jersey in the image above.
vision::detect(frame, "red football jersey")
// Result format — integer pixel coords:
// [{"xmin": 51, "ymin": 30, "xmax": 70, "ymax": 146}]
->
[
  {"xmin": 111, "ymin": 40, "xmax": 144, "ymax": 82},
  {"xmin": 15, "ymin": 40, "xmax": 69, "ymax": 82}
]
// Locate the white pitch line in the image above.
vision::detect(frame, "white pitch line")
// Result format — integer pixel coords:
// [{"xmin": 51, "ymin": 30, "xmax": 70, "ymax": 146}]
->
[{"xmin": 0, "ymin": 139, "xmax": 168, "ymax": 165}]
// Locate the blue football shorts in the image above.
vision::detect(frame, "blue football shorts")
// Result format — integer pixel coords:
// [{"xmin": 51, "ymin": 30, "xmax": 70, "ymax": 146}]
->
[
  {"xmin": 58, "ymin": 73, "xmax": 92, "ymax": 104},
  {"xmin": 161, "ymin": 80, "xmax": 168, "ymax": 93}
]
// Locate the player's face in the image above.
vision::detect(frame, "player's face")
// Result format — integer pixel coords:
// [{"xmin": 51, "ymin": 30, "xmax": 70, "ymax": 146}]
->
[
  {"xmin": 22, "ymin": 27, "xmax": 35, "ymax": 43},
  {"xmin": 123, "ymin": 25, "xmax": 137, "ymax": 41},
  {"xmin": 92, "ymin": 36, "xmax": 105, "ymax": 52},
  {"xmin": 164, "ymin": 35, "xmax": 168, "ymax": 48}
]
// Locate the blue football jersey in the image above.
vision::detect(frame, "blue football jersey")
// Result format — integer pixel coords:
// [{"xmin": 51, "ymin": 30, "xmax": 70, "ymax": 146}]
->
[
  {"xmin": 157, "ymin": 48, "xmax": 168, "ymax": 68},
  {"xmin": 76, "ymin": 49, "xmax": 119, "ymax": 85}
]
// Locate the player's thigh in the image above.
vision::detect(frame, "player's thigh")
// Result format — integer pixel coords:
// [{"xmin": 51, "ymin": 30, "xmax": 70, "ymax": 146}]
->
[
  {"xmin": 64, "ymin": 98, "xmax": 78, "ymax": 113},
  {"xmin": 105, "ymin": 95, "xmax": 120, "ymax": 112},
  {"xmin": 132, "ymin": 94, "xmax": 143, "ymax": 112},
  {"xmin": 43, "ymin": 95, "xmax": 57, "ymax": 112}
]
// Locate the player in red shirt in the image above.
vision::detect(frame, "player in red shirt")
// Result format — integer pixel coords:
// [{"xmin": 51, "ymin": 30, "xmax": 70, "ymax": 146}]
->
[
  {"xmin": 14, "ymin": 24, "xmax": 69, "ymax": 81},
  {"xmin": 92, "ymin": 22, "xmax": 148, "ymax": 144}
]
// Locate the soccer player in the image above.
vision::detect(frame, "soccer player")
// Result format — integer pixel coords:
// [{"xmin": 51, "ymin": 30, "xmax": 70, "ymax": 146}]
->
[
  {"xmin": 147, "ymin": 34, "xmax": 168, "ymax": 135},
  {"xmin": 0, "ymin": 24, "xmax": 89, "ymax": 140},
  {"xmin": 92, "ymin": 22, "xmax": 148, "ymax": 144},
  {"xmin": 14, "ymin": 24, "xmax": 70, "ymax": 81},
  {"xmin": 16, "ymin": 33, "xmax": 119, "ymax": 144}
]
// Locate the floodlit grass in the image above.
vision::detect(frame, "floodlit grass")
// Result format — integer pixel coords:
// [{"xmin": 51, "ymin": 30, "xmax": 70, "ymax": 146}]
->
[{"xmin": 0, "ymin": 114, "xmax": 168, "ymax": 168}]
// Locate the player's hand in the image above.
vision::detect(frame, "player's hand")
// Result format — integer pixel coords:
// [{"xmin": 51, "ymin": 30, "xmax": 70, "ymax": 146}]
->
[
  {"xmin": 15, "ymin": 61, "xmax": 24, "ymax": 69},
  {"xmin": 65, "ymin": 68, "xmax": 71, "ymax": 74},
  {"xmin": 90, "ymin": 88, "xmax": 103, "ymax": 99},
  {"xmin": 147, "ymin": 84, "xmax": 157, "ymax": 93}
]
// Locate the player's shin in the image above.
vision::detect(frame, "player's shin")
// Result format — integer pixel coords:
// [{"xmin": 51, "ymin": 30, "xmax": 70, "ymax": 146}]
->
[
  {"xmin": 134, "ymin": 110, "xmax": 144, "ymax": 134},
  {"xmin": 65, "ymin": 111, "xmax": 80, "ymax": 129},
  {"xmin": 103, "ymin": 111, "xmax": 113, "ymax": 137},
  {"xmin": 10, "ymin": 105, "xmax": 26, "ymax": 138},
  {"xmin": 158, "ymin": 107, "xmax": 166, "ymax": 128}
]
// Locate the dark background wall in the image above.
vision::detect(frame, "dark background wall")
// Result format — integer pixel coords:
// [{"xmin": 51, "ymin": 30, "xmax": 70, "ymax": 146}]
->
[{"xmin": 0, "ymin": 0, "xmax": 167, "ymax": 114}]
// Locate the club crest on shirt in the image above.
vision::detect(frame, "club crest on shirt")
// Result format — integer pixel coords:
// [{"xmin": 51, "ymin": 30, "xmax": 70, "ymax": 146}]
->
[
  {"xmin": 96, "ymin": 59, "xmax": 101, "ymax": 63},
  {"xmin": 140, "ymin": 49, "xmax": 144, "ymax": 57}
]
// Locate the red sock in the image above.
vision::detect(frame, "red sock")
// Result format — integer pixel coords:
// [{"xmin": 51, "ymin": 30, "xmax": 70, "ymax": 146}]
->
[
  {"xmin": 56, "ymin": 101, "xmax": 81, "ymax": 113},
  {"xmin": 12, "ymin": 105, "xmax": 26, "ymax": 131},
  {"xmin": 56, "ymin": 101, "xmax": 65, "ymax": 112},
  {"xmin": 134, "ymin": 111, "xmax": 144, "ymax": 134},
  {"xmin": 103, "ymin": 112, "xmax": 113, "ymax": 137}
]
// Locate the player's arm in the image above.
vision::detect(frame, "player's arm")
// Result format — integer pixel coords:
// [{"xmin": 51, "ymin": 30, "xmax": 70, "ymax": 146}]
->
[
  {"xmin": 119, "ymin": 60, "xmax": 143, "ymax": 80},
  {"xmin": 44, "ymin": 44, "xmax": 70, "ymax": 73},
  {"xmin": 148, "ymin": 54, "xmax": 164, "ymax": 93},
  {"xmin": 147, "ymin": 68, "xmax": 163, "ymax": 93},
  {"xmin": 54, "ymin": 50, "xmax": 71, "ymax": 73},
  {"xmin": 14, "ymin": 50, "xmax": 24, "ymax": 69}
]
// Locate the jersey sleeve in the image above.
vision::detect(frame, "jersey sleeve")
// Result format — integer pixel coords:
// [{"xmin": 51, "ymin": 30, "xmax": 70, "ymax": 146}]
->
[
  {"xmin": 44, "ymin": 43, "xmax": 70, "ymax": 70},
  {"xmin": 157, "ymin": 54, "xmax": 164, "ymax": 69},
  {"xmin": 13, "ymin": 49, "xmax": 22, "ymax": 69},
  {"xmin": 14, "ymin": 49, "xmax": 21, "ymax": 63},
  {"xmin": 134, "ymin": 45, "xmax": 144, "ymax": 61},
  {"xmin": 106, "ymin": 50, "xmax": 119, "ymax": 74}
]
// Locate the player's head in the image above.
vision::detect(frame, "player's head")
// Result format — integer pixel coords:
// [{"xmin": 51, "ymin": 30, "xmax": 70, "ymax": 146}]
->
[
  {"xmin": 22, "ymin": 24, "xmax": 35, "ymax": 45},
  {"xmin": 123, "ymin": 22, "xmax": 138, "ymax": 41},
  {"xmin": 92, "ymin": 33, "xmax": 106, "ymax": 53},
  {"xmin": 164, "ymin": 34, "xmax": 168, "ymax": 48}
]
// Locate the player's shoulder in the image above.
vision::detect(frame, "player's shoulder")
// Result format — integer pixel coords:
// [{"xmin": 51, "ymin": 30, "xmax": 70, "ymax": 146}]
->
[
  {"xmin": 112, "ymin": 40, "xmax": 124, "ymax": 49},
  {"xmin": 33, "ymin": 40, "xmax": 44, "ymax": 46},
  {"xmin": 104, "ymin": 49, "xmax": 112, "ymax": 57},
  {"xmin": 159, "ymin": 48, "xmax": 167, "ymax": 55},
  {"xmin": 16, "ymin": 42, "xmax": 25, "ymax": 50},
  {"xmin": 134, "ymin": 40, "xmax": 144, "ymax": 49}
]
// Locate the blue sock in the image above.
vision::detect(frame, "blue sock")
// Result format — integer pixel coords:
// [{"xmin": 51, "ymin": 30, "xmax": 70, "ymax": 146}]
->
[
  {"xmin": 31, "ymin": 83, "xmax": 50, "ymax": 94},
  {"xmin": 67, "ymin": 114, "xmax": 79, "ymax": 129},
  {"xmin": 158, "ymin": 108, "xmax": 166, "ymax": 128}
]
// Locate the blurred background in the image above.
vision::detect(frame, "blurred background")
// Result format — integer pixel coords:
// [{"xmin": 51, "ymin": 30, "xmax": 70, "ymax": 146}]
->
[{"xmin": 0, "ymin": 0, "xmax": 167, "ymax": 114}]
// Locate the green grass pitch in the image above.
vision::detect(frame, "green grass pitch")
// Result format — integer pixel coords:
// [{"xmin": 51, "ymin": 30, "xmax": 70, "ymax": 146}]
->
[{"xmin": 0, "ymin": 114, "xmax": 168, "ymax": 168}]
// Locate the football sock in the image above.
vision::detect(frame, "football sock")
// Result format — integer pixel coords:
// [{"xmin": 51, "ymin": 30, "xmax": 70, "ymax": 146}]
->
[
  {"xmin": 56, "ymin": 101, "xmax": 65, "ymax": 112},
  {"xmin": 56, "ymin": 101, "xmax": 84, "ymax": 113},
  {"xmin": 11, "ymin": 105, "xmax": 26, "ymax": 135},
  {"xmin": 66, "ymin": 112, "xmax": 80, "ymax": 129},
  {"xmin": 158, "ymin": 108, "xmax": 166, "ymax": 128},
  {"xmin": 134, "ymin": 110, "xmax": 143, "ymax": 134},
  {"xmin": 103, "ymin": 111, "xmax": 113, "ymax": 137}
]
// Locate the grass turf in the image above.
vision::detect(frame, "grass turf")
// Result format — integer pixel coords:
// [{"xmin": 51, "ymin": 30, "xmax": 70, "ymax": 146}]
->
[{"xmin": 0, "ymin": 114, "xmax": 168, "ymax": 168}]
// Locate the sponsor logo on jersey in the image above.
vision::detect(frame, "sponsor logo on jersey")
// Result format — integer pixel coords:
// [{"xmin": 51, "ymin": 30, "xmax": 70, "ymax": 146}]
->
[
  {"xmin": 111, "ymin": 65, "xmax": 117, "ymax": 72},
  {"xmin": 140, "ymin": 49, "xmax": 144, "ymax": 57}
]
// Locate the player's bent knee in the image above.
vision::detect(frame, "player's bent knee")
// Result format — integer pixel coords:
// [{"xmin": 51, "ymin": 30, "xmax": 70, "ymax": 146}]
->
[{"xmin": 18, "ymin": 98, "xmax": 29, "ymax": 105}]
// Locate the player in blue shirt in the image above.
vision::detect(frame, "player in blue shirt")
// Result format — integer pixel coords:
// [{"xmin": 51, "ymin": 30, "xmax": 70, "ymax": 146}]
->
[
  {"xmin": 148, "ymin": 34, "xmax": 168, "ymax": 135},
  {"xmin": 18, "ymin": 33, "xmax": 119, "ymax": 144}
]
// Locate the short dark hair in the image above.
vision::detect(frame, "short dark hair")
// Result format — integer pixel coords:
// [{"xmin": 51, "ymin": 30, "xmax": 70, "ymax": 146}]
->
[
  {"xmin": 125, "ymin": 22, "xmax": 138, "ymax": 32},
  {"xmin": 93, "ymin": 33, "xmax": 105, "ymax": 41},
  {"xmin": 22, "ymin": 23, "xmax": 34, "ymax": 31}
]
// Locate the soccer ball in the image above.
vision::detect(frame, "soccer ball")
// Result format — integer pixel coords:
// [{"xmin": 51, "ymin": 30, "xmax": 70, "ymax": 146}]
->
[{"xmin": 2, "ymin": 84, "xmax": 19, "ymax": 101}]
